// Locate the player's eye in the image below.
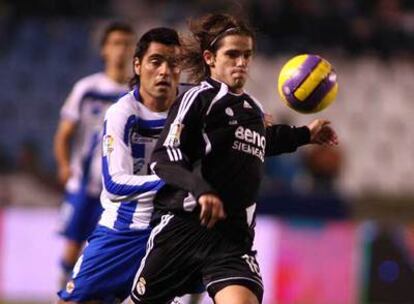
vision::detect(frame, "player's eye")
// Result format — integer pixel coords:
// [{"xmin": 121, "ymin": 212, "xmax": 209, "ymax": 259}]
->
[
  {"xmin": 150, "ymin": 58, "xmax": 162, "ymax": 66},
  {"xmin": 226, "ymin": 51, "xmax": 240, "ymax": 59},
  {"xmin": 244, "ymin": 52, "xmax": 252, "ymax": 60},
  {"xmin": 169, "ymin": 60, "xmax": 179, "ymax": 68}
]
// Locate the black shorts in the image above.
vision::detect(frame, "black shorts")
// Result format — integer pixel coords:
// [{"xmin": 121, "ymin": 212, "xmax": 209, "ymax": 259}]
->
[{"xmin": 130, "ymin": 213, "xmax": 263, "ymax": 304}]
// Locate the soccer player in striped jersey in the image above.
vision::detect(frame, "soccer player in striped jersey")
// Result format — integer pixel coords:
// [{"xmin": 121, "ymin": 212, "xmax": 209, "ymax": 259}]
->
[
  {"xmin": 58, "ymin": 27, "xmax": 195, "ymax": 303},
  {"xmin": 54, "ymin": 22, "xmax": 135, "ymax": 287}
]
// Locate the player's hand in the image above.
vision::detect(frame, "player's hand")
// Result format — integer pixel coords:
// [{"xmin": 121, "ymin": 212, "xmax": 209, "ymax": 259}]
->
[
  {"xmin": 263, "ymin": 113, "xmax": 274, "ymax": 127},
  {"xmin": 307, "ymin": 119, "xmax": 339, "ymax": 146},
  {"xmin": 58, "ymin": 164, "xmax": 71, "ymax": 185},
  {"xmin": 198, "ymin": 194, "xmax": 226, "ymax": 228}
]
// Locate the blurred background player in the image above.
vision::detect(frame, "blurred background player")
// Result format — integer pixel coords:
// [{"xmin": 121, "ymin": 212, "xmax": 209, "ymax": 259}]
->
[
  {"xmin": 53, "ymin": 22, "xmax": 135, "ymax": 287},
  {"xmin": 130, "ymin": 13, "xmax": 338, "ymax": 304},
  {"xmin": 58, "ymin": 27, "xmax": 203, "ymax": 304}
]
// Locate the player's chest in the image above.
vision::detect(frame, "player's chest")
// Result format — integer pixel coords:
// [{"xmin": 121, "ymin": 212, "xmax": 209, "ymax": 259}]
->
[
  {"xmin": 130, "ymin": 126, "xmax": 161, "ymax": 174},
  {"xmin": 204, "ymin": 97, "xmax": 265, "ymax": 135}
]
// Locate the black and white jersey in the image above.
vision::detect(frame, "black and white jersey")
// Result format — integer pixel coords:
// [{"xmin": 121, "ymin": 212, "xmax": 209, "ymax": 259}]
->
[{"xmin": 150, "ymin": 77, "xmax": 310, "ymax": 226}]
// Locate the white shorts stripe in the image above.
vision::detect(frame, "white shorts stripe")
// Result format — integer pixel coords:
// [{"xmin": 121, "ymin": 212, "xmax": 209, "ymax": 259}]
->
[
  {"xmin": 131, "ymin": 214, "xmax": 174, "ymax": 300},
  {"xmin": 206, "ymin": 276, "xmax": 264, "ymax": 291}
]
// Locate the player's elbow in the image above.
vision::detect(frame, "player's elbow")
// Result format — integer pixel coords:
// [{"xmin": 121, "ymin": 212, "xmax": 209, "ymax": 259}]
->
[{"xmin": 103, "ymin": 177, "xmax": 129, "ymax": 201}]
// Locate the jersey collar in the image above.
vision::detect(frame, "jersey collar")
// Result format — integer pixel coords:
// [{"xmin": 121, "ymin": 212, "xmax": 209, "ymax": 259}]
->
[{"xmin": 206, "ymin": 77, "xmax": 245, "ymax": 96}]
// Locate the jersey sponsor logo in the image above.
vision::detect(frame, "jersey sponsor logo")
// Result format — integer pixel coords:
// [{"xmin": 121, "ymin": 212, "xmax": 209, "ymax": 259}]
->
[
  {"xmin": 66, "ymin": 280, "xmax": 75, "ymax": 293},
  {"xmin": 233, "ymin": 126, "xmax": 265, "ymax": 161},
  {"xmin": 136, "ymin": 277, "xmax": 146, "ymax": 295},
  {"xmin": 103, "ymin": 134, "xmax": 114, "ymax": 156},
  {"xmin": 235, "ymin": 126, "xmax": 266, "ymax": 149},
  {"xmin": 131, "ymin": 132, "xmax": 140, "ymax": 144},
  {"xmin": 133, "ymin": 158, "xmax": 145, "ymax": 173},
  {"xmin": 131, "ymin": 132, "xmax": 156, "ymax": 144}
]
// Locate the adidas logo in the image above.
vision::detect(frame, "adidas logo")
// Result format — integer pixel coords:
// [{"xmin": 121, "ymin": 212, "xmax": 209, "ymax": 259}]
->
[{"xmin": 243, "ymin": 100, "xmax": 252, "ymax": 109}]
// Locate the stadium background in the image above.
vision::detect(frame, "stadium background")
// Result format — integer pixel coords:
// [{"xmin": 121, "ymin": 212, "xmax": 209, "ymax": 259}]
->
[{"xmin": 0, "ymin": 0, "xmax": 414, "ymax": 303}]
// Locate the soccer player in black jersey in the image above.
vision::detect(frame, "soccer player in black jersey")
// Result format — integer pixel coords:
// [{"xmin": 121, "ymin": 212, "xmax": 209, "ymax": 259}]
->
[{"xmin": 130, "ymin": 13, "xmax": 338, "ymax": 304}]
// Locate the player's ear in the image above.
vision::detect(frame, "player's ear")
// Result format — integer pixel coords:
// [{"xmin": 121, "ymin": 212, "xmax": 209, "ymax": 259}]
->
[
  {"xmin": 133, "ymin": 57, "xmax": 141, "ymax": 76},
  {"xmin": 203, "ymin": 50, "xmax": 215, "ymax": 67}
]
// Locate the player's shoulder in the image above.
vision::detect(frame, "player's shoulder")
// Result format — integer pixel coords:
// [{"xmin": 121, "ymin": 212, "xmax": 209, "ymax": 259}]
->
[
  {"xmin": 245, "ymin": 92, "xmax": 264, "ymax": 113},
  {"xmin": 73, "ymin": 72, "xmax": 105, "ymax": 88},
  {"xmin": 177, "ymin": 81, "xmax": 216, "ymax": 102},
  {"xmin": 106, "ymin": 91, "xmax": 135, "ymax": 117},
  {"xmin": 177, "ymin": 82, "xmax": 196, "ymax": 96}
]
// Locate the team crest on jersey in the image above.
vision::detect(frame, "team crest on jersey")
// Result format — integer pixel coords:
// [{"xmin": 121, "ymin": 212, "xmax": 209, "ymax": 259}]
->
[
  {"xmin": 103, "ymin": 135, "xmax": 114, "ymax": 156},
  {"xmin": 165, "ymin": 122, "xmax": 183, "ymax": 147},
  {"xmin": 225, "ymin": 107, "xmax": 234, "ymax": 116},
  {"xmin": 136, "ymin": 277, "xmax": 146, "ymax": 295},
  {"xmin": 66, "ymin": 280, "xmax": 75, "ymax": 293}
]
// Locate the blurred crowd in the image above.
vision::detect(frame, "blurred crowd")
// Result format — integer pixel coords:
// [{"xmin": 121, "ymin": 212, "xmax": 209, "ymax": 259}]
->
[
  {"xmin": 1, "ymin": 0, "xmax": 411, "ymax": 213},
  {"xmin": 249, "ymin": 0, "xmax": 414, "ymax": 57},
  {"xmin": 2, "ymin": 0, "xmax": 414, "ymax": 57}
]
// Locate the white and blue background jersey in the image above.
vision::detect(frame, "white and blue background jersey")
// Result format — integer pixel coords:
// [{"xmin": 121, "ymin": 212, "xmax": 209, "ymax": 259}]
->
[
  {"xmin": 60, "ymin": 72, "xmax": 128, "ymax": 197},
  {"xmin": 99, "ymin": 88, "xmax": 167, "ymax": 231}
]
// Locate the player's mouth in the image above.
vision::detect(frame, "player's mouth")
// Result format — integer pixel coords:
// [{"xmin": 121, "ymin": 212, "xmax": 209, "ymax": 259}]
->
[
  {"xmin": 155, "ymin": 80, "xmax": 171, "ymax": 87},
  {"xmin": 233, "ymin": 69, "xmax": 247, "ymax": 76}
]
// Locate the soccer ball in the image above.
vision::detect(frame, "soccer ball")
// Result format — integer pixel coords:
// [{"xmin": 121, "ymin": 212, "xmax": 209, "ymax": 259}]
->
[{"xmin": 278, "ymin": 54, "xmax": 338, "ymax": 114}]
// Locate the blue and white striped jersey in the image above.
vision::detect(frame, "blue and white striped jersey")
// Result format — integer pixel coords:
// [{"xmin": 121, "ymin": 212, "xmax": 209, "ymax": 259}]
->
[
  {"xmin": 61, "ymin": 72, "xmax": 128, "ymax": 197},
  {"xmin": 98, "ymin": 88, "xmax": 167, "ymax": 230}
]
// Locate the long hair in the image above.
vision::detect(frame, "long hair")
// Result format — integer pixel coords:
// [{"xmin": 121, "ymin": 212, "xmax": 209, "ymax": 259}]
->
[
  {"xmin": 181, "ymin": 13, "xmax": 255, "ymax": 83},
  {"xmin": 129, "ymin": 27, "xmax": 180, "ymax": 89}
]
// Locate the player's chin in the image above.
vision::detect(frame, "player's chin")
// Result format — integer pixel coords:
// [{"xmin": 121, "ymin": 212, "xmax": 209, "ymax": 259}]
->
[
  {"xmin": 232, "ymin": 77, "xmax": 246, "ymax": 88},
  {"xmin": 154, "ymin": 88, "xmax": 172, "ymax": 98}
]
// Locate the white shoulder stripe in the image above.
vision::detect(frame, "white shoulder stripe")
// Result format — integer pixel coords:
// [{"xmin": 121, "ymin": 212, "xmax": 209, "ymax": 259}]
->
[
  {"xmin": 171, "ymin": 148, "xmax": 179, "ymax": 161},
  {"xmin": 175, "ymin": 82, "xmax": 212, "ymax": 123},
  {"xmin": 166, "ymin": 147, "xmax": 174, "ymax": 161},
  {"xmin": 176, "ymin": 148, "xmax": 182, "ymax": 160},
  {"xmin": 248, "ymin": 93, "xmax": 265, "ymax": 113},
  {"xmin": 206, "ymin": 82, "xmax": 228, "ymax": 115},
  {"xmin": 176, "ymin": 85, "xmax": 201, "ymax": 120},
  {"xmin": 163, "ymin": 82, "xmax": 213, "ymax": 154}
]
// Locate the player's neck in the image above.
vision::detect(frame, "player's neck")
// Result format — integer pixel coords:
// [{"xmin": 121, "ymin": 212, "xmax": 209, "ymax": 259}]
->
[
  {"xmin": 140, "ymin": 89, "xmax": 173, "ymax": 113},
  {"xmin": 105, "ymin": 66, "xmax": 129, "ymax": 84}
]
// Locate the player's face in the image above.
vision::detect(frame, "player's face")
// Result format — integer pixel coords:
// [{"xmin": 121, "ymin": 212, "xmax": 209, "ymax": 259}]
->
[
  {"xmin": 135, "ymin": 42, "xmax": 181, "ymax": 101},
  {"xmin": 206, "ymin": 35, "xmax": 253, "ymax": 94},
  {"xmin": 102, "ymin": 30, "xmax": 135, "ymax": 69}
]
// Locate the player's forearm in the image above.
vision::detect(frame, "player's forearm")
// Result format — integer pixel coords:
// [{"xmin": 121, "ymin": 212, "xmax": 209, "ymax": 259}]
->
[
  {"xmin": 153, "ymin": 162, "xmax": 216, "ymax": 199},
  {"xmin": 54, "ymin": 120, "xmax": 77, "ymax": 169},
  {"xmin": 54, "ymin": 133, "xmax": 71, "ymax": 169},
  {"xmin": 265, "ymin": 125, "xmax": 310, "ymax": 156}
]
